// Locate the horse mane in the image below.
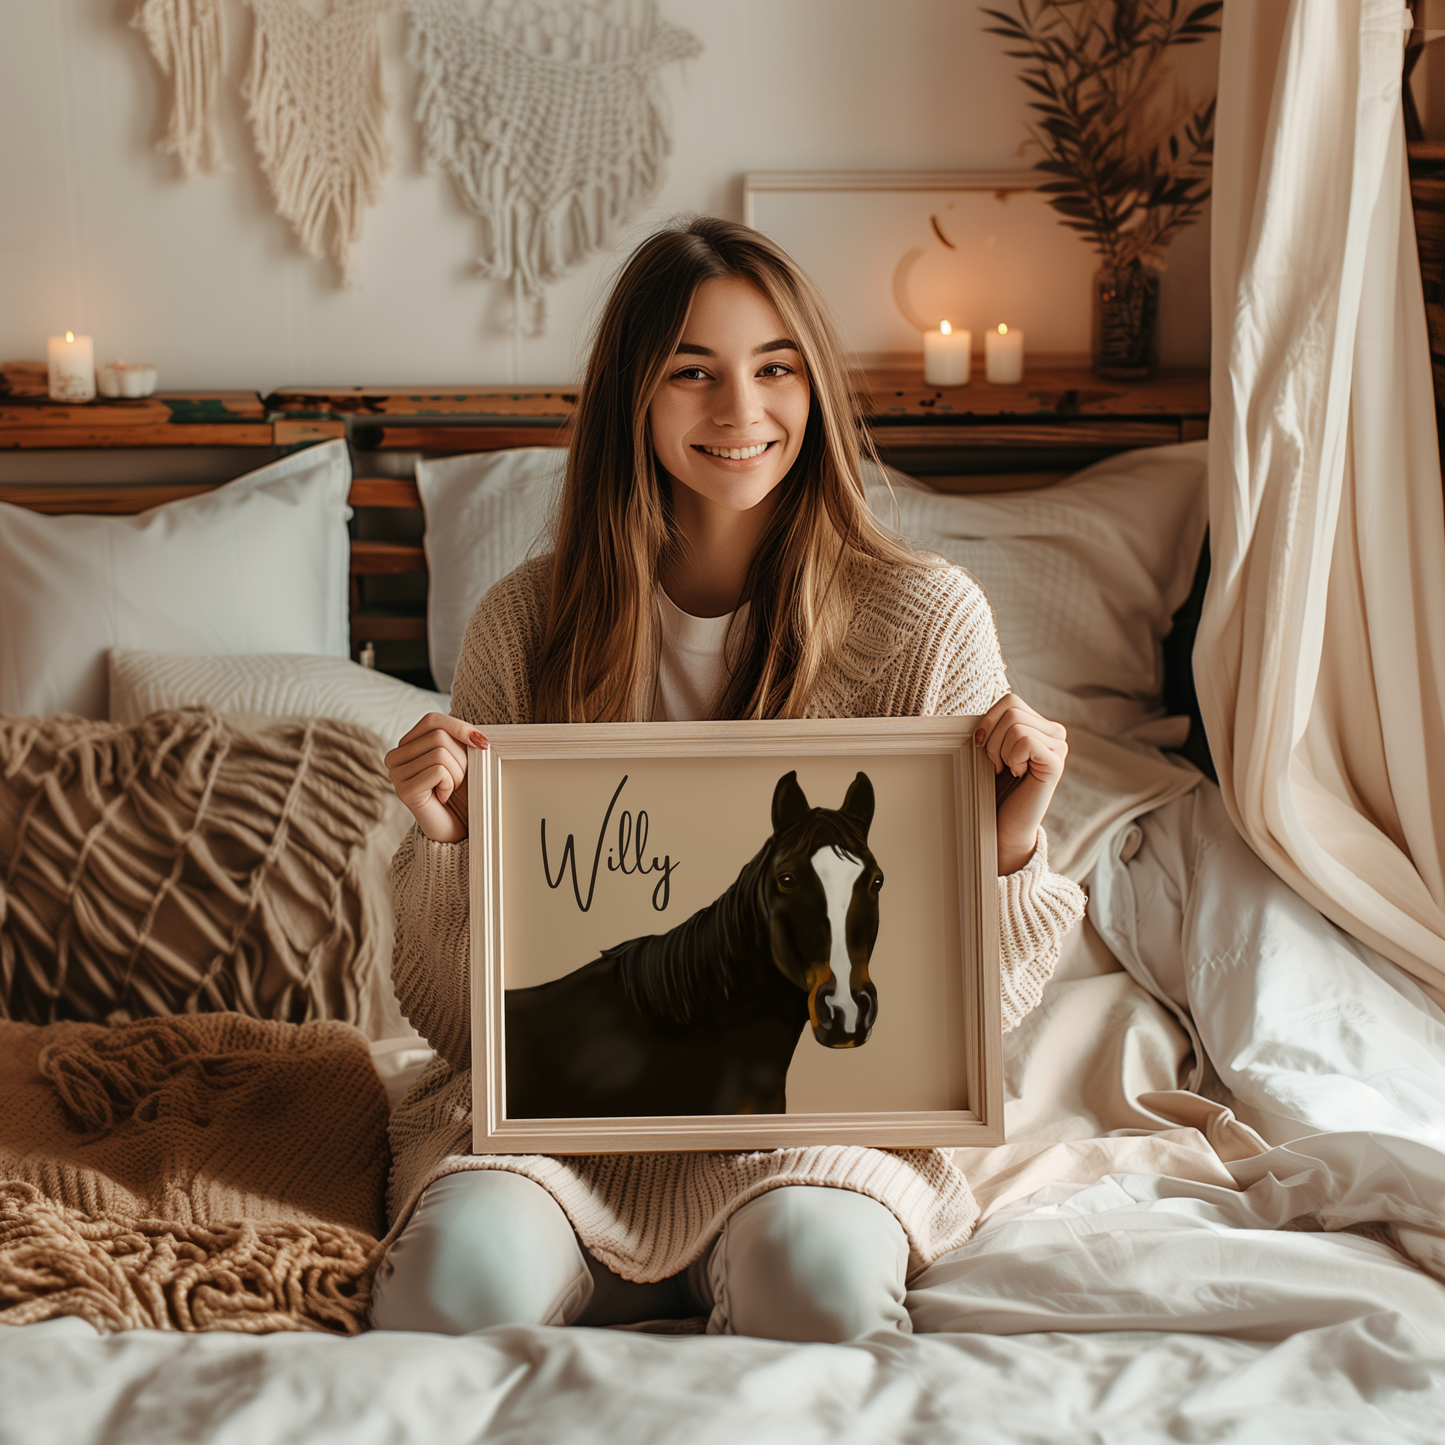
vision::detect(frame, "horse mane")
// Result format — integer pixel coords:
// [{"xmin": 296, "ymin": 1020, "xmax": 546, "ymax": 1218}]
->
[
  {"xmin": 608, "ymin": 844, "xmax": 771, "ymax": 1025},
  {"xmin": 607, "ymin": 808, "xmax": 871, "ymax": 1026}
]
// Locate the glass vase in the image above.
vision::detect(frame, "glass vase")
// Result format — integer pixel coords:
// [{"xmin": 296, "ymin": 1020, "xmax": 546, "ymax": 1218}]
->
[{"xmin": 1091, "ymin": 262, "xmax": 1160, "ymax": 380}]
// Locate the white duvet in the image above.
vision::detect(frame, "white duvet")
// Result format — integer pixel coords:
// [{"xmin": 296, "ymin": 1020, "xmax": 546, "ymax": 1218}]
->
[
  {"xmin": 3, "ymin": 1204, "xmax": 1439, "ymax": 1445},
  {"xmin": 4, "ymin": 782, "xmax": 1445, "ymax": 1444}
]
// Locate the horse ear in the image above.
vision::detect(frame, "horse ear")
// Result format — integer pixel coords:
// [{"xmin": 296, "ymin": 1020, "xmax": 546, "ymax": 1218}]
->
[
  {"xmin": 841, "ymin": 772, "xmax": 875, "ymax": 837},
  {"xmin": 772, "ymin": 771, "xmax": 811, "ymax": 832}
]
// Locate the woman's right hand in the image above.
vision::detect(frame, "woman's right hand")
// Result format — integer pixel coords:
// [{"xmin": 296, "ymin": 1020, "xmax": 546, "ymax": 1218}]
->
[{"xmin": 384, "ymin": 713, "xmax": 488, "ymax": 844}]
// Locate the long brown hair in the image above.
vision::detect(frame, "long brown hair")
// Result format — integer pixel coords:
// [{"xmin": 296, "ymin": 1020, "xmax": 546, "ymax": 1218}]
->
[{"xmin": 532, "ymin": 215, "xmax": 928, "ymax": 723}]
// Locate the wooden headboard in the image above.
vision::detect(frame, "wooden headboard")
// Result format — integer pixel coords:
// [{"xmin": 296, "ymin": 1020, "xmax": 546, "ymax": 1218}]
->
[{"xmin": 0, "ymin": 363, "xmax": 1209, "ymax": 693}]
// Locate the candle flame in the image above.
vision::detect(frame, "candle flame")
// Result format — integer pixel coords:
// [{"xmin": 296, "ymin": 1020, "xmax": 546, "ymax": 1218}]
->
[
  {"xmin": 940, "ymin": 320, "xmax": 952, "ymax": 336},
  {"xmin": 65, "ymin": 331, "xmax": 74, "ymax": 343},
  {"xmin": 998, "ymin": 324, "xmax": 1008, "ymax": 335}
]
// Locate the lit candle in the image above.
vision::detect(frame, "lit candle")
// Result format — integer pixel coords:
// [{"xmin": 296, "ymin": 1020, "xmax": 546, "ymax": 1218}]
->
[
  {"xmin": 985, "ymin": 323, "xmax": 1025, "ymax": 384},
  {"xmin": 923, "ymin": 319, "xmax": 971, "ymax": 386},
  {"xmin": 97, "ymin": 360, "xmax": 159, "ymax": 399},
  {"xmin": 47, "ymin": 331, "xmax": 95, "ymax": 402}
]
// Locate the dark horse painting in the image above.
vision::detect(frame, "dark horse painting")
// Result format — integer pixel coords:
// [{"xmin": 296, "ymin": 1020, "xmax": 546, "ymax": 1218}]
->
[{"xmin": 504, "ymin": 771, "xmax": 884, "ymax": 1118}]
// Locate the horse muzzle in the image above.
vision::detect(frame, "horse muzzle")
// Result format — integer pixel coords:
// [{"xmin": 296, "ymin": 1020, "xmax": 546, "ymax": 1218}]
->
[{"xmin": 806, "ymin": 971, "xmax": 877, "ymax": 1048}]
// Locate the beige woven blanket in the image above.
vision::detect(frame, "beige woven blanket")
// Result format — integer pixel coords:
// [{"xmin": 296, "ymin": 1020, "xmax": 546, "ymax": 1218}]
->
[
  {"xmin": 0, "ymin": 1013, "xmax": 389, "ymax": 1334},
  {"xmin": 0, "ymin": 707, "xmax": 396, "ymax": 1030}
]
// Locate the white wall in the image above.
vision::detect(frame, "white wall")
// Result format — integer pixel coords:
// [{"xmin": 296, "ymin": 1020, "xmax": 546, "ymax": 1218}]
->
[{"xmin": 0, "ymin": 1, "xmax": 1216, "ymax": 390}]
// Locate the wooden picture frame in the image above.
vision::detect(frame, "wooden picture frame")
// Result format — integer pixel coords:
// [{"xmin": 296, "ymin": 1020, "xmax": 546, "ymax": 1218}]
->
[
  {"xmin": 469, "ymin": 716, "xmax": 1004, "ymax": 1154},
  {"xmin": 742, "ymin": 170, "xmax": 1098, "ymax": 362}
]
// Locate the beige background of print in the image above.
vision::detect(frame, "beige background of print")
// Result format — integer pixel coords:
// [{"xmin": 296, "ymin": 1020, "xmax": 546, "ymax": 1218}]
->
[{"xmin": 500, "ymin": 751, "xmax": 971, "ymax": 1114}]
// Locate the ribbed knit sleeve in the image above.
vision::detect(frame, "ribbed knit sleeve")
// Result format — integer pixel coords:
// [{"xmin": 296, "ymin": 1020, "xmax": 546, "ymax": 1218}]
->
[
  {"xmin": 389, "ymin": 833, "xmax": 472, "ymax": 1069},
  {"xmin": 997, "ymin": 828, "xmax": 1086, "ymax": 1032},
  {"xmin": 916, "ymin": 567, "xmax": 1012, "ymax": 719},
  {"xmin": 389, "ymin": 558, "xmax": 551, "ymax": 1068}
]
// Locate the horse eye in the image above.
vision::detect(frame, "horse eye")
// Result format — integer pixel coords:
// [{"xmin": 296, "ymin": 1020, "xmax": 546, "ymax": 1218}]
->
[
  {"xmin": 870, "ymin": 875, "xmax": 884, "ymax": 895},
  {"xmin": 777, "ymin": 872, "xmax": 797, "ymax": 891}
]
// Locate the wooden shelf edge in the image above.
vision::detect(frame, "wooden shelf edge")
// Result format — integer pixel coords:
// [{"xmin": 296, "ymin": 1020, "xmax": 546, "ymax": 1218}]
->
[
  {"xmin": 350, "ymin": 477, "xmax": 422, "ymax": 508},
  {"xmin": 353, "ymin": 424, "xmax": 570, "ymax": 452},
  {"xmin": 351, "ymin": 615, "xmax": 428, "ymax": 642},
  {"xmin": 0, "ymin": 424, "xmax": 276, "ymax": 449},
  {"xmin": 0, "ymin": 482, "xmax": 219, "ymax": 513},
  {"xmin": 350, "ymin": 540, "xmax": 427, "ymax": 575}
]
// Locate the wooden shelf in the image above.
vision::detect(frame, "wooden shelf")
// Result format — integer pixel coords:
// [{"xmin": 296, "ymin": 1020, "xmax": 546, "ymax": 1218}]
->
[
  {"xmin": 860, "ymin": 365, "xmax": 1208, "ymax": 423},
  {"xmin": 859, "ymin": 365, "xmax": 1208, "ymax": 470},
  {"xmin": 1, "ymin": 421, "xmax": 274, "ymax": 449},
  {"xmin": 265, "ymin": 385, "xmax": 579, "ymax": 418},
  {"xmin": 869, "ymin": 420, "xmax": 1185, "ymax": 450},
  {"xmin": 264, "ymin": 368, "xmax": 1208, "ymax": 427},
  {"xmin": 350, "ymin": 423, "xmax": 569, "ymax": 452},
  {"xmin": 0, "ymin": 377, "xmax": 342, "ymax": 450},
  {"xmin": 257, "ymin": 366, "xmax": 1209, "ymax": 464}
]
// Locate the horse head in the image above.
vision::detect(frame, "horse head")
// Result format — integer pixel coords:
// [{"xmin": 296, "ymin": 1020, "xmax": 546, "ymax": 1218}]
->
[{"xmin": 763, "ymin": 770, "xmax": 883, "ymax": 1048}]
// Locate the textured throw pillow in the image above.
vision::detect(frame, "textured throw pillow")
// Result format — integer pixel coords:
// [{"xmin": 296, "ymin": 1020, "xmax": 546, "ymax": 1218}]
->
[
  {"xmin": 0, "ymin": 707, "xmax": 405, "ymax": 1035},
  {"xmin": 866, "ymin": 442, "xmax": 1208, "ymax": 745},
  {"xmin": 105, "ymin": 652, "xmax": 446, "ymax": 1047},
  {"xmin": 416, "ymin": 447, "xmax": 565, "ymax": 692},
  {"xmin": 0, "ymin": 441, "xmax": 352, "ymax": 719},
  {"xmin": 108, "ymin": 651, "xmax": 451, "ymax": 755}
]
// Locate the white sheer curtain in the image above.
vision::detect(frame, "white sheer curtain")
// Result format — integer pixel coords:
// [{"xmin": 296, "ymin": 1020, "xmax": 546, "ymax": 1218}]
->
[{"xmin": 1197, "ymin": 0, "xmax": 1445, "ymax": 997}]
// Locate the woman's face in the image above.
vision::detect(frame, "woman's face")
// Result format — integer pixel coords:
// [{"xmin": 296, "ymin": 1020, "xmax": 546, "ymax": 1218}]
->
[{"xmin": 647, "ymin": 275, "xmax": 812, "ymax": 517}]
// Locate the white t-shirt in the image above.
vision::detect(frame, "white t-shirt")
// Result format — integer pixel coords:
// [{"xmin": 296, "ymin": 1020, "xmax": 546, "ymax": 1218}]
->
[{"xmin": 654, "ymin": 589, "xmax": 749, "ymax": 722}]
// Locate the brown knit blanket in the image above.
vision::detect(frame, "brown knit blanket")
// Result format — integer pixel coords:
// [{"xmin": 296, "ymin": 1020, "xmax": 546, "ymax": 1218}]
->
[{"xmin": 0, "ymin": 1013, "xmax": 389, "ymax": 1334}]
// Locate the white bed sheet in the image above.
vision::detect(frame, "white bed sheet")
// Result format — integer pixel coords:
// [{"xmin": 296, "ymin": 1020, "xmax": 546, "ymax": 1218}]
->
[{"xmin": 3, "ymin": 1241, "xmax": 1441, "ymax": 1445}]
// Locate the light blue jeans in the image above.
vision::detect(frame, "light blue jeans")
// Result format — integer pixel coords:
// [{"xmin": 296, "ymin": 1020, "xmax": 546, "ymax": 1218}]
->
[{"xmin": 371, "ymin": 1171, "xmax": 911, "ymax": 1342}]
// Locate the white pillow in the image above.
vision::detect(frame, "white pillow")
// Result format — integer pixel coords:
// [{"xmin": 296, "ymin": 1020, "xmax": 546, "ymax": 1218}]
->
[
  {"xmin": 865, "ymin": 442, "xmax": 1208, "ymax": 745},
  {"xmin": 416, "ymin": 447, "xmax": 565, "ymax": 693},
  {"xmin": 0, "ymin": 440, "xmax": 352, "ymax": 719},
  {"xmin": 108, "ymin": 651, "xmax": 451, "ymax": 756}
]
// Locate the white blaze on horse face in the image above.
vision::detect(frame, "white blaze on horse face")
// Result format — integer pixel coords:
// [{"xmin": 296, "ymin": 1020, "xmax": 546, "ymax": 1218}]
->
[{"xmin": 810, "ymin": 845, "xmax": 865, "ymax": 1032}]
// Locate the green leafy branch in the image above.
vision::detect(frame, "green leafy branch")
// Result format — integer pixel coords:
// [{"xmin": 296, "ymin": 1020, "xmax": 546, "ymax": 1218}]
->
[{"xmin": 982, "ymin": 0, "xmax": 1221, "ymax": 276}]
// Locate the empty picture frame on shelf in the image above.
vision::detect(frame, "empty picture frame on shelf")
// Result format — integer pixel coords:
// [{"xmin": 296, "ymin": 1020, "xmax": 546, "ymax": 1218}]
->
[{"xmin": 468, "ymin": 716, "xmax": 1003, "ymax": 1154}]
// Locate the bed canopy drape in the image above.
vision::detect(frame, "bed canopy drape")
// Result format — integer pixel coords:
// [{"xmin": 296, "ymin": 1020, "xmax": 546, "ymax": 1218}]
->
[{"xmin": 1197, "ymin": 0, "xmax": 1445, "ymax": 999}]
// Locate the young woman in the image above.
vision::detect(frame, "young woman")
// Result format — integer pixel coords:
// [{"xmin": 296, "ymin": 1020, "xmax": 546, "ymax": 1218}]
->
[{"xmin": 373, "ymin": 217, "xmax": 1085, "ymax": 1342}]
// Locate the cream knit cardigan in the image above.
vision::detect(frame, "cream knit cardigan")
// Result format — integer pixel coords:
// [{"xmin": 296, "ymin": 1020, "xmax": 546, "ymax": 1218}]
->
[{"xmin": 386, "ymin": 552, "xmax": 1086, "ymax": 1280}]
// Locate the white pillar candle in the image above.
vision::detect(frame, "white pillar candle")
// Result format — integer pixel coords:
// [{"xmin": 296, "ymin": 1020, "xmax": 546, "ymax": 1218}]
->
[
  {"xmin": 923, "ymin": 320, "xmax": 971, "ymax": 386},
  {"xmin": 47, "ymin": 331, "xmax": 95, "ymax": 402},
  {"xmin": 97, "ymin": 361, "xmax": 159, "ymax": 399},
  {"xmin": 985, "ymin": 323, "xmax": 1025, "ymax": 384}
]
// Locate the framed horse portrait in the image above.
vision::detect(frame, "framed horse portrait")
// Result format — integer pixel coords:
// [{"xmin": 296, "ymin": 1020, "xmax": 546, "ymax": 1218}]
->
[{"xmin": 468, "ymin": 716, "xmax": 1004, "ymax": 1154}]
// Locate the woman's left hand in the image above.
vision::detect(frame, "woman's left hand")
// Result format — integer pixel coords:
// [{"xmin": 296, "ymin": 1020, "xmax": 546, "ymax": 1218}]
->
[{"xmin": 975, "ymin": 692, "xmax": 1068, "ymax": 876}]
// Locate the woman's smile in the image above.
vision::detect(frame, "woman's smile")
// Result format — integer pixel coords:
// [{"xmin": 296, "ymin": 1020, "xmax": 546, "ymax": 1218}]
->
[{"xmin": 694, "ymin": 440, "xmax": 777, "ymax": 463}]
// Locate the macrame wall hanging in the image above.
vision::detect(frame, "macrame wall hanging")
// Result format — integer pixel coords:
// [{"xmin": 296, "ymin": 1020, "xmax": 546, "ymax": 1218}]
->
[
  {"xmin": 131, "ymin": 0, "xmax": 228, "ymax": 180},
  {"xmin": 408, "ymin": 0, "xmax": 701, "ymax": 333},
  {"xmin": 242, "ymin": 0, "xmax": 393, "ymax": 286}
]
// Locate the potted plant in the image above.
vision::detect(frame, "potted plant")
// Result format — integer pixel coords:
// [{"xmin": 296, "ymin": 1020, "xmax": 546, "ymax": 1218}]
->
[{"xmin": 984, "ymin": 0, "xmax": 1221, "ymax": 378}]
